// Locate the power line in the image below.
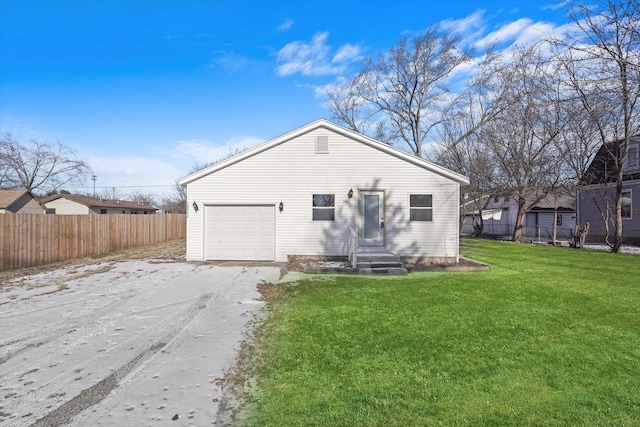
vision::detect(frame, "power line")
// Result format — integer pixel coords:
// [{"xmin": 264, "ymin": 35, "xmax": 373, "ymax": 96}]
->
[{"xmin": 65, "ymin": 184, "xmax": 178, "ymax": 189}]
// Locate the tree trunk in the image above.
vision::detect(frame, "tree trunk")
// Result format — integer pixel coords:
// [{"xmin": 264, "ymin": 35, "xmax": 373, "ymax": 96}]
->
[
  {"xmin": 613, "ymin": 171, "xmax": 624, "ymax": 253},
  {"xmin": 552, "ymin": 208, "xmax": 558, "ymax": 245},
  {"xmin": 512, "ymin": 201, "xmax": 527, "ymax": 243}
]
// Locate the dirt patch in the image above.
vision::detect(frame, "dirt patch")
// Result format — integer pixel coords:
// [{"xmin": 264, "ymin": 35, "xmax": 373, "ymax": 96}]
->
[{"xmin": 405, "ymin": 257, "xmax": 490, "ymax": 272}]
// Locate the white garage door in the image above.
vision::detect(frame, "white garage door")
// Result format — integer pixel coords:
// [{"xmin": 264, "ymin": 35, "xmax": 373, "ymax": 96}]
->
[{"xmin": 204, "ymin": 205, "xmax": 275, "ymax": 261}]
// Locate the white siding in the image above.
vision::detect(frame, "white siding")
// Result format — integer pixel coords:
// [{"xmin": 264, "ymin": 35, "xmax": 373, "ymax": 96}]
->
[
  {"xmin": 185, "ymin": 127, "xmax": 462, "ymax": 262},
  {"xmin": 43, "ymin": 199, "xmax": 90, "ymax": 215}
]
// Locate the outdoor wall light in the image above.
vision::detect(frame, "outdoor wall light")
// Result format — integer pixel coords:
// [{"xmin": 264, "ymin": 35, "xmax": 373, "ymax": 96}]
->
[
  {"xmin": 347, "ymin": 188, "xmax": 353, "ymax": 199},
  {"xmin": 192, "ymin": 201, "xmax": 198, "ymax": 212},
  {"xmin": 279, "ymin": 201, "xmax": 284, "ymax": 212}
]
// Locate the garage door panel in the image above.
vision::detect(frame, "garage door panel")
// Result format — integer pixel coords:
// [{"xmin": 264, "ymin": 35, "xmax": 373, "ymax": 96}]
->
[{"xmin": 204, "ymin": 205, "xmax": 275, "ymax": 261}]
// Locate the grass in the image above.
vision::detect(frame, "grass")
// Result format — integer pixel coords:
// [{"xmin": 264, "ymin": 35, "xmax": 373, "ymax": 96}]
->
[{"xmin": 240, "ymin": 239, "xmax": 640, "ymax": 426}]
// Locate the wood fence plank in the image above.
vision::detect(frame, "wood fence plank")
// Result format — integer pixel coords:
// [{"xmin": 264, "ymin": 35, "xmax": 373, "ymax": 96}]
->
[{"xmin": 0, "ymin": 214, "xmax": 186, "ymax": 271}]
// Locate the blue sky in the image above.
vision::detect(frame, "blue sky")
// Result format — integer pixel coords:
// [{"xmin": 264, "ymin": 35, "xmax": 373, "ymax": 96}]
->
[{"xmin": 0, "ymin": 0, "xmax": 571, "ymax": 199}]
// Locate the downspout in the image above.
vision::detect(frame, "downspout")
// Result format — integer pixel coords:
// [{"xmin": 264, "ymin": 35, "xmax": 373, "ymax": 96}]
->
[{"xmin": 456, "ymin": 184, "xmax": 460, "ymax": 263}]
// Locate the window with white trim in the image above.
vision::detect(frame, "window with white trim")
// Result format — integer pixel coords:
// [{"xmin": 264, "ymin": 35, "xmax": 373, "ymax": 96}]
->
[
  {"xmin": 622, "ymin": 190, "xmax": 632, "ymax": 219},
  {"xmin": 410, "ymin": 194, "xmax": 433, "ymax": 221},
  {"xmin": 312, "ymin": 194, "xmax": 335, "ymax": 220}
]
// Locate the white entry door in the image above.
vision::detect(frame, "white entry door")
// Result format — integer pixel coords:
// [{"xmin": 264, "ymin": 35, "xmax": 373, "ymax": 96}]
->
[
  {"xmin": 360, "ymin": 191, "xmax": 385, "ymax": 247},
  {"xmin": 204, "ymin": 205, "xmax": 275, "ymax": 261}
]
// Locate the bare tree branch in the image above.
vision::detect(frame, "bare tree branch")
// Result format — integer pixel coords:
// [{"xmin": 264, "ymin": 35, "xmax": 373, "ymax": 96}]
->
[{"xmin": 0, "ymin": 135, "xmax": 91, "ymax": 195}]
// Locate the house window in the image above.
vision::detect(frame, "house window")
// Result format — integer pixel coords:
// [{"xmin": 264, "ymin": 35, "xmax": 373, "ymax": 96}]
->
[
  {"xmin": 410, "ymin": 194, "xmax": 433, "ymax": 221},
  {"xmin": 624, "ymin": 143, "xmax": 639, "ymax": 171},
  {"xmin": 622, "ymin": 190, "xmax": 632, "ymax": 219},
  {"xmin": 315, "ymin": 136, "xmax": 329, "ymax": 154},
  {"xmin": 556, "ymin": 214, "xmax": 563, "ymax": 226},
  {"xmin": 312, "ymin": 194, "xmax": 335, "ymax": 220},
  {"xmin": 100, "ymin": 209, "xmax": 107, "ymax": 214}
]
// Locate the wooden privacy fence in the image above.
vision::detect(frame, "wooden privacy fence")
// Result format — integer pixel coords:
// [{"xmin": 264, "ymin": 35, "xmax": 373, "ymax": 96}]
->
[{"xmin": 0, "ymin": 214, "xmax": 186, "ymax": 271}]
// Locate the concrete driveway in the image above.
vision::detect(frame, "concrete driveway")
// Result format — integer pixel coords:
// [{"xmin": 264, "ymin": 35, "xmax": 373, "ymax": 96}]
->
[{"xmin": 0, "ymin": 259, "xmax": 282, "ymax": 426}]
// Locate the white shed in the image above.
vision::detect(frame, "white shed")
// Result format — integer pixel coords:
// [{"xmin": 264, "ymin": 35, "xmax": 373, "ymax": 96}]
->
[{"xmin": 178, "ymin": 119, "xmax": 469, "ymax": 264}]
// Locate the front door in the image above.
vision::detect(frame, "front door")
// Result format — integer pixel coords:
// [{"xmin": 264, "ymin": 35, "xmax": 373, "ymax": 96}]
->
[{"xmin": 361, "ymin": 191, "xmax": 385, "ymax": 247}]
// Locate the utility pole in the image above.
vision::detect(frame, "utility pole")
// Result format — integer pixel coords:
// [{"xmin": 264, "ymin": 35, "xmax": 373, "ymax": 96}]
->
[{"xmin": 92, "ymin": 175, "xmax": 97, "ymax": 197}]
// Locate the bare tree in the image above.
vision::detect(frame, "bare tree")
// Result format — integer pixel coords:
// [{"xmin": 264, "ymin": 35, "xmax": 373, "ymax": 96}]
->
[
  {"xmin": 434, "ymin": 47, "xmax": 509, "ymax": 163},
  {"xmin": 0, "ymin": 135, "xmax": 90, "ymax": 194},
  {"xmin": 98, "ymin": 187, "xmax": 127, "ymax": 201},
  {"xmin": 161, "ymin": 180, "xmax": 187, "ymax": 213},
  {"xmin": 483, "ymin": 43, "xmax": 570, "ymax": 242},
  {"xmin": 557, "ymin": 0, "xmax": 640, "ymax": 251},
  {"xmin": 328, "ymin": 25, "xmax": 472, "ymax": 157},
  {"xmin": 128, "ymin": 191, "xmax": 157, "ymax": 206},
  {"xmin": 437, "ymin": 131, "xmax": 496, "ymax": 236},
  {"xmin": 434, "ymin": 49, "xmax": 513, "ymax": 236}
]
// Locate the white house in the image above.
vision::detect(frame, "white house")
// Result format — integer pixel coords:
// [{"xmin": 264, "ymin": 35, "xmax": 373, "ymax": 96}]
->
[
  {"xmin": 40, "ymin": 194, "xmax": 158, "ymax": 215},
  {"xmin": 178, "ymin": 119, "xmax": 469, "ymax": 265}
]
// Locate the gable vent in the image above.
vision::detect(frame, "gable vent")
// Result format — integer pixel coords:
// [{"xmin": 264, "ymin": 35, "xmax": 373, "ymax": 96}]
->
[{"xmin": 315, "ymin": 136, "xmax": 329, "ymax": 153}]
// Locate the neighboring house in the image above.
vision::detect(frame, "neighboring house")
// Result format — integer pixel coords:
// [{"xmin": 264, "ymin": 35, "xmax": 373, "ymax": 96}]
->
[
  {"xmin": 578, "ymin": 136, "xmax": 640, "ymax": 245},
  {"xmin": 0, "ymin": 189, "xmax": 46, "ymax": 214},
  {"xmin": 178, "ymin": 119, "xmax": 469, "ymax": 264},
  {"xmin": 40, "ymin": 194, "xmax": 158, "ymax": 215},
  {"xmin": 463, "ymin": 193, "xmax": 576, "ymax": 241}
]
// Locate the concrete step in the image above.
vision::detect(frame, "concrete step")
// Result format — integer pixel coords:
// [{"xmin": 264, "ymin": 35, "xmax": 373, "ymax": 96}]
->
[
  {"xmin": 357, "ymin": 253, "xmax": 402, "ymax": 263},
  {"xmin": 355, "ymin": 250, "xmax": 407, "ymax": 275},
  {"xmin": 356, "ymin": 261, "xmax": 403, "ymax": 269},
  {"xmin": 358, "ymin": 267, "xmax": 408, "ymax": 275}
]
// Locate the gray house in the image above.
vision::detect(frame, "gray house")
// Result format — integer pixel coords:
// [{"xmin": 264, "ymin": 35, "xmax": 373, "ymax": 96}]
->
[
  {"xmin": 577, "ymin": 137, "xmax": 640, "ymax": 245},
  {"xmin": 463, "ymin": 193, "xmax": 576, "ymax": 241}
]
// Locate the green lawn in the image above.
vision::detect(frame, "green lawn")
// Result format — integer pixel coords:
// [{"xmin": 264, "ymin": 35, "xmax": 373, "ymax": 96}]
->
[{"xmin": 240, "ymin": 239, "xmax": 640, "ymax": 426}]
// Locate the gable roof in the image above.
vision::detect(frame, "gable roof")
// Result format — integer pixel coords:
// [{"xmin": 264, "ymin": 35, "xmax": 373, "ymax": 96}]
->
[
  {"xmin": 580, "ymin": 136, "xmax": 640, "ymax": 185},
  {"xmin": 39, "ymin": 194, "xmax": 157, "ymax": 211},
  {"xmin": 530, "ymin": 193, "xmax": 575, "ymax": 211},
  {"xmin": 0, "ymin": 189, "xmax": 44, "ymax": 211},
  {"xmin": 483, "ymin": 192, "xmax": 575, "ymax": 212},
  {"xmin": 178, "ymin": 119, "xmax": 470, "ymax": 186}
]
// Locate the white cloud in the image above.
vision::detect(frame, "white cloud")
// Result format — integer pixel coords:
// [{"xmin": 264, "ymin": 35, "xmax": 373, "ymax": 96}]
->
[
  {"xmin": 86, "ymin": 156, "xmax": 183, "ymax": 199},
  {"xmin": 276, "ymin": 32, "xmax": 362, "ymax": 77},
  {"xmin": 208, "ymin": 51, "xmax": 248, "ymax": 72},
  {"xmin": 440, "ymin": 10, "xmax": 486, "ymax": 47},
  {"xmin": 83, "ymin": 135, "xmax": 263, "ymax": 200},
  {"xmin": 171, "ymin": 136, "xmax": 264, "ymax": 165},
  {"xmin": 332, "ymin": 44, "xmax": 362, "ymax": 63},
  {"xmin": 514, "ymin": 21, "xmax": 560, "ymax": 45},
  {"xmin": 475, "ymin": 18, "xmax": 534, "ymax": 48},
  {"xmin": 543, "ymin": 0, "xmax": 569, "ymax": 11},
  {"xmin": 276, "ymin": 19, "xmax": 294, "ymax": 32}
]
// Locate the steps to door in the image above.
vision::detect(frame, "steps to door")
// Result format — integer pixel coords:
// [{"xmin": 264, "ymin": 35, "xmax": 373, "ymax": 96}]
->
[{"xmin": 356, "ymin": 251, "xmax": 407, "ymax": 275}]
